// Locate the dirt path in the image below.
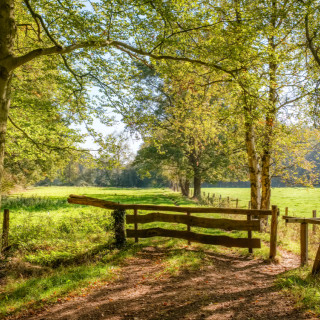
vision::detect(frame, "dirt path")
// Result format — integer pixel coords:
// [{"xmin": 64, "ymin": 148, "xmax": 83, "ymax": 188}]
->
[{"xmin": 16, "ymin": 248, "xmax": 317, "ymax": 320}]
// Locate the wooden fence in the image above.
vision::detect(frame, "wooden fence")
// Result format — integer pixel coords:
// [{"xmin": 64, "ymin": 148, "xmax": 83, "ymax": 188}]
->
[
  {"xmin": 283, "ymin": 215, "xmax": 320, "ymax": 275},
  {"xmin": 68, "ymin": 195, "xmax": 279, "ymax": 259}
]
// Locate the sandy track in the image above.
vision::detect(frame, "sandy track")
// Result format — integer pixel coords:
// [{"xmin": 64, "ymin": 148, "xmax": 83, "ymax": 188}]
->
[{"xmin": 16, "ymin": 247, "xmax": 317, "ymax": 320}]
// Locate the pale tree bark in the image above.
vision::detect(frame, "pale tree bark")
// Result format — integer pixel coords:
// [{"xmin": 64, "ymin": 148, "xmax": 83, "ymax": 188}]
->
[
  {"xmin": 261, "ymin": 0, "xmax": 278, "ymax": 211},
  {"xmin": 234, "ymin": 1, "xmax": 262, "ymax": 210},
  {"xmin": 244, "ymin": 109, "xmax": 261, "ymax": 209}
]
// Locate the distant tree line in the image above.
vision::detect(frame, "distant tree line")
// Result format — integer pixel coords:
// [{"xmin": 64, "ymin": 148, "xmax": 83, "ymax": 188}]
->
[{"xmin": 37, "ymin": 162, "xmax": 169, "ymax": 188}]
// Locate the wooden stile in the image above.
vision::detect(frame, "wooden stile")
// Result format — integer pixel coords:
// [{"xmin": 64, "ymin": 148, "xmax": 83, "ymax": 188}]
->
[
  {"xmin": 283, "ymin": 215, "xmax": 320, "ymax": 269},
  {"xmin": 68, "ymin": 194, "xmax": 275, "ymax": 256},
  {"xmin": 301, "ymin": 222, "xmax": 308, "ymax": 266},
  {"xmin": 126, "ymin": 212, "xmax": 261, "ymax": 231},
  {"xmin": 126, "ymin": 228, "xmax": 261, "ymax": 248}
]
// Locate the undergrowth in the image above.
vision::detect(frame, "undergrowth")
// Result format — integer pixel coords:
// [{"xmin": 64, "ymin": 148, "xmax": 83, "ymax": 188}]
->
[{"xmin": 276, "ymin": 268, "xmax": 320, "ymax": 315}]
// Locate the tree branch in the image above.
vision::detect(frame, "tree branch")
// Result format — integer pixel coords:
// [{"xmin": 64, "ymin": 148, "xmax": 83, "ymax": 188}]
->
[
  {"xmin": 8, "ymin": 115, "xmax": 91, "ymax": 153},
  {"xmin": 305, "ymin": 13, "xmax": 320, "ymax": 67},
  {"xmin": 11, "ymin": 39, "xmax": 239, "ymax": 75},
  {"xmin": 23, "ymin": 0, "xmax": 62, "ymax": 48}
]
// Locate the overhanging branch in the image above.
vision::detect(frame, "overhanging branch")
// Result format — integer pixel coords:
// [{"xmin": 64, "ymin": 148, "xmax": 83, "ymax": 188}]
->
[{"xmin": 12, "ymin": 39, "xmax": 238, "ymax": 76}]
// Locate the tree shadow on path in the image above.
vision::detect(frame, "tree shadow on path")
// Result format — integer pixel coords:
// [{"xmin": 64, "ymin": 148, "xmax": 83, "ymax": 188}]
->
[{"xmin": 21, "ymin": 247, "xmax": 315, "ymax": 320}]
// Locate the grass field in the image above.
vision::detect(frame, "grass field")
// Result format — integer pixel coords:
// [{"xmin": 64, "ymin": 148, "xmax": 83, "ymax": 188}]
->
[
  {"xmin": 200, "ymin": 187, "xmax": 320, "ymax": 217},
  {"xmin": 1, "ymin": 186, "xmax": 320, "ymax": 317}
]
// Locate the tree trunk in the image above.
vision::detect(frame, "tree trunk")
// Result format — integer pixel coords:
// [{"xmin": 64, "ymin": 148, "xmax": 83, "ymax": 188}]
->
[
  {"xmin": 0, "ymin": 1, "xmax": 15, "ymax": 204},
  {"xmin": 179, "ymin": 177, "xmax": 190, "ymax": 197},
  {"xmin": 261, "ymin": 1, "xmax": 277, "ymax": 210},
  {"xmin": 193, "ymin": 174, "xmax": 201, "ymax": 200},
  {"xmin": 261, "ymin": 148, "xmax": 272, "ymax": 210},
  {"xmin": 244, "ymin": 105, "xmax": 261, "ymax": 210}
]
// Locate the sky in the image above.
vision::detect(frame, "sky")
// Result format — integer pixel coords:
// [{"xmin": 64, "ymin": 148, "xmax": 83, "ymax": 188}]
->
[{"xmin": 78, "ymin": 116, "xmax": 142, "ymax": 155}]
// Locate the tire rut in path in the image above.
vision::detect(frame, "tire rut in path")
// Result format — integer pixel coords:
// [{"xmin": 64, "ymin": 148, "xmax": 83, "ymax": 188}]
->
[{"xmin": 18, "ymin": 247, "xmax": 317, "ymax": 320}]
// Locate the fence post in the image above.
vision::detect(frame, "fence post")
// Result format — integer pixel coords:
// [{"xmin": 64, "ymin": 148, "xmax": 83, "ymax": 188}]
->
[
  {"xmin": 285, "ymin": 207, "xmax": 288, "ymax": 215},
  {"xmin": 236, "ymin": 199, "xmax": 238, "ymax": 208},
  {"xmin": 247, "ymin": 214, "xmax": 253, "ymax": 254},
  {"xmin": 227, "ymin": 196, "xmax": 230, "ymax": 207},
  {"xmin": 1, "ymin": 209, "xmax": 9, "ymax": 252},
  {"xmin": 313, "ymin": 210, "xmax": 317, "ymax": 233},
  {"xmin": 269, "ymin": 205, "xmax": 278, "ymax": 260},
  {"xmin": 301, "ymin": 222, "xmax": 308, "ymax": 266},
  {"xmin": 112, "ymin": 208, "xmax": 126, "ymax": 247},
  {"xmin": 187, "ymin": 211, "xmax": 191, "ymax": 245},
  {"xmin": 248, "ymin": 201, "xmax": 251, "ymax": 209},
  {"xmin": 134, "ymin": 208, "xmax": 138, "ymax": 243}
]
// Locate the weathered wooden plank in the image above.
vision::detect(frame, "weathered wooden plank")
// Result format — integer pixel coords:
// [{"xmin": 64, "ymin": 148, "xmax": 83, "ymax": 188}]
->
[
  {"xmin": 126, "ymin": 228, "xmax": 261, "ymax": 248},
  {"xmin": 269, "ymin": 205, "xmax": 278, "ymax": 260},
  {"xmin": 313, "ymin": 210, "xmax": 317, "ymax": 233},
  {"xmin": 68, "ymin": 195, "xmax": 272, "ymax": 215},
  {"xmin": 301, "ymin": 223, "xmax": 308, "ymax": 266},
  {"xmin": 283, "ymin": 216, "xmax": 320, "ymax": 225},
  {"xmin": 312, "ymin": 245, "xmax": 320, "ymax": 275},
  {"xmin": 126, "ymin": 212, "xmax": 261, "ymax": 231}
]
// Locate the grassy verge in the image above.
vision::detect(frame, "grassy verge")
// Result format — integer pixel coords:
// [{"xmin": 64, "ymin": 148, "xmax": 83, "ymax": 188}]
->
[{"xmin": 276, "ymin": 267, "xmax": 320, "ymax": 316}]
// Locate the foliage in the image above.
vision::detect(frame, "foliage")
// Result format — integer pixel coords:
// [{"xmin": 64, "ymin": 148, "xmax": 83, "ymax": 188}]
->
[{"xmin": 131, "ymin": 63, "xmax": 247, "ymax": 198}]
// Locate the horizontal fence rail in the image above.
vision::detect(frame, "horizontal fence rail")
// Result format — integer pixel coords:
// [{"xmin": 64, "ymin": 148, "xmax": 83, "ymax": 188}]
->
[
  {"xmin": 68, "ymin": 195, "xmax": 272, "ymax": 216},
  {"xmin": 283, "ymin": 216, "xmax": 320, "ymax": 225},
  {"xmin": 126, "ymin": 228, "xmax": 261, "ymax": 248},
  {"xmin": 126, "ymin": 212, "xmax": 261, "ymax": 231}
]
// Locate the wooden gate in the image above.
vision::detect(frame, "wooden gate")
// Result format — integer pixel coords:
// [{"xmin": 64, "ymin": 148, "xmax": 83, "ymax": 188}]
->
[{"xmin": 68, "ymin": 195, "xmax": 279, "ymax": 259}]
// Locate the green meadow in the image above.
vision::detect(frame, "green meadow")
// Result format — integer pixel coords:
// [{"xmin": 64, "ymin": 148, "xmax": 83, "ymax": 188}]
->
[
  {"xmin": 201, "ymin": 187, "xmax": 320, "ymax": 217},
  {"xmin": 1, "ymin": 186, "xmax": 320, "ymax": 317}
]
